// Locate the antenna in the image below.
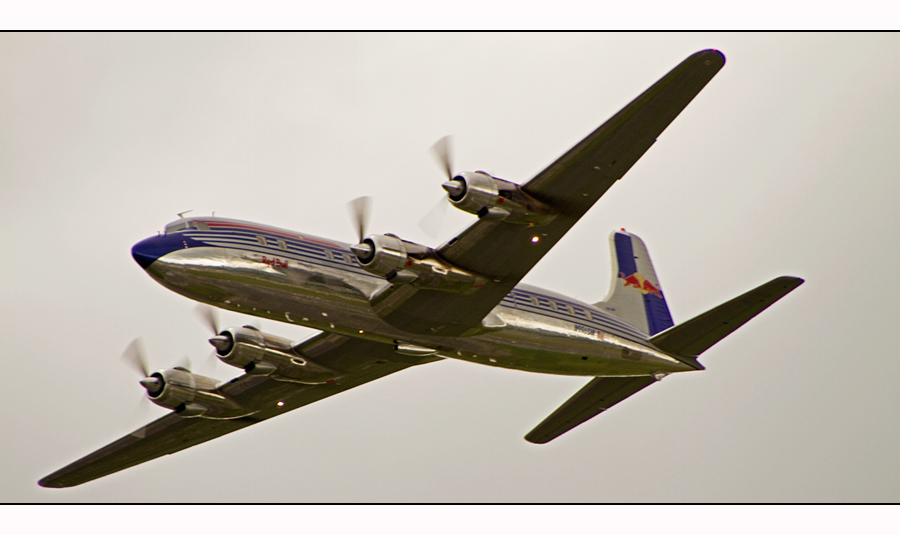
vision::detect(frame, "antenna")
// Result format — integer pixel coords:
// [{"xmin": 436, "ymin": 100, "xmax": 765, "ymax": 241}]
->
[{"xmin": 177, "ymin": 210, "xmax": 193, "ymax": 219}]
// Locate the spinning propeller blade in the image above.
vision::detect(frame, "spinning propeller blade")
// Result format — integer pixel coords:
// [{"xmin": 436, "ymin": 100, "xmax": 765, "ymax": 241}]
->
[
  {"xmin": 348, "ymin": 196, "xmax": 372, "ymax": 243},
  {"xmin": 122, "ymin": 338, "xmax": 150, "ymax": 378},
  {"xmin": 430, "ymin": 135, "xmax": 453, "ymax": 181},
  {"xmin": 418, "ymin": 135, "xmax": 457, "ymax": 239},
  {"xmin": 195, "ymin": 305, "xmax": 220, "ymax": 336}
]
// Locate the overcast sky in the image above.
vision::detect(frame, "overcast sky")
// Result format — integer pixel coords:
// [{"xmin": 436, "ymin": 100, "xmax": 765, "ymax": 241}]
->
[{"xmin": 2, "ymin": 33, "xmax": 898, "ymax": 502}]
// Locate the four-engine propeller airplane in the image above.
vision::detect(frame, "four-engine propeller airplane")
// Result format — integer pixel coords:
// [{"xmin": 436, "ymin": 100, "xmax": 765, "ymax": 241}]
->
[{"xmin": 40, "ymin": 49, "xmax": 803, "ymax": 489}]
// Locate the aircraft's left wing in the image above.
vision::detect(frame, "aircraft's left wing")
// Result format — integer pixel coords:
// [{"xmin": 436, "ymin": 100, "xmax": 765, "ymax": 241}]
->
[{"xmin": 39, "ymin": 334, "xmax": 439, "ymax": 488}]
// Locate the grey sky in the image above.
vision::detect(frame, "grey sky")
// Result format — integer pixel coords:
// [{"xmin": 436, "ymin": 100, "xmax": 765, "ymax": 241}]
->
[{"xmin": 1, "ymin": 33, "xmax": 898, "ymax": 502}]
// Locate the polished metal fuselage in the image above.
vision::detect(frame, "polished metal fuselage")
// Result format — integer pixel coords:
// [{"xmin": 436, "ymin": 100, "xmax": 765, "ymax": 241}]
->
[{"xmin": 135, "ymin": 217, "xmax": 692, "ymax": 377}]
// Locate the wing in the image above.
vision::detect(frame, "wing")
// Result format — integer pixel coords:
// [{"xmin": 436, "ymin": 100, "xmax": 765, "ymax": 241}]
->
[
  {"xmin": 374, "ymin": 50, "xmax": 726, "ymax": 336},
  {"xmin": 39, "ymin": 334, "xmax": 439, "ymax": 488},
  {"xmin": 649, "ymin": 276, "xmax": 805, "ymax": 358},
  {"xmin": 524, "ymin": 376, "xmax": 659, "ymax": 444}
]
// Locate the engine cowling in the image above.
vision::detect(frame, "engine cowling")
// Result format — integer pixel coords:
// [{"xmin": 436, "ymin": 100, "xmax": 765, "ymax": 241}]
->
[
  {"xmin": 443, "ymin": 171, "xmax": 556, "ymax": 224},
  {"xmin": 140, "ymin": 367, "xmax": 252, "ymax": 419},
  {"xmin": 350, "ymin": 234, "xmax": 486, "ymax": 293},
  {"xmin": 208, "ymin": 326, "xmax": 337, "ymax": 384}
]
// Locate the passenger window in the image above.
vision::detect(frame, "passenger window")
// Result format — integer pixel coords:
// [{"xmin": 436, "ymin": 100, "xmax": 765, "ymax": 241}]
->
[
  {"xmin": 277, "ymin": 239, "xmax": 288, "ymax": 250},
  {"xmin": 324, "ymin": 250, "xmax": 334, "ymax": 260}
]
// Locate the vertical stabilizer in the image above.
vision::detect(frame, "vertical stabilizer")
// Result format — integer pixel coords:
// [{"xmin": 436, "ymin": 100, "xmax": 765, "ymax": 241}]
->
[{"xmin": 594, "ymin": 231, "xmax": 674, "ymax": 336}]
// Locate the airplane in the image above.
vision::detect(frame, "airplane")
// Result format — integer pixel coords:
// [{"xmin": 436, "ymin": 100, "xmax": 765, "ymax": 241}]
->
[{"xmin": 39, "ymin": 49, "xmax": 803, "ymax": 488}]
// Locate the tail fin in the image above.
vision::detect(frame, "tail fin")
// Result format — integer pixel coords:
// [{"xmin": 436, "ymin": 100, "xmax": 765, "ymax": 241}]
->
[
  {"xmin": 594, "ymin": 230, "xmax": 674, "ymax": 336},
  {"xmin": 650, "ymin": 276, "xmax": 804, "ymax": 358}
]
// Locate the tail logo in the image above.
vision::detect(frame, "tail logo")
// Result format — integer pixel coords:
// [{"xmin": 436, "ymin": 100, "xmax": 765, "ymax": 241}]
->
[{"xmin": 619, "ymin": 272, "xmax": 662, "ymax": 298}]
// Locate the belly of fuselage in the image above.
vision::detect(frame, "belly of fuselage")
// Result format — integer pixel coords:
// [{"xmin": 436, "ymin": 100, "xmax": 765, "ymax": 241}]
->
[{"xmin": 142, "ymin": 243, "xmax": 690, "ymax": 377}]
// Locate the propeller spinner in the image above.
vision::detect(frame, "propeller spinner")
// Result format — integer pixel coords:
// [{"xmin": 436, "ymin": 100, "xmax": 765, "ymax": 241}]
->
[{"xmin": 195, "ymin": 305, "xmax": 233, "ymax": 356}]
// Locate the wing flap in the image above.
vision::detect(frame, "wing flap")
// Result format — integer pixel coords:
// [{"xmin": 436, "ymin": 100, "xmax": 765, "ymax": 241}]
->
[
  {"xmin": 649, "ymin": 276, "xmax": 804, "ymax": 358},
  {"xmin": 525, "ymin": 376, "xmax": 658, "ymax": 444},
  {"xmin": 39, "ymin": 334, "xmax": 438, "ymax": 488}
]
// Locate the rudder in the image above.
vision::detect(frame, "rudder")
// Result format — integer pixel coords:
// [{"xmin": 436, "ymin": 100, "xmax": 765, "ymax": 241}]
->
[{"xmin": 594, "ymin": 231, "xmax": 674, "ymax": 336}]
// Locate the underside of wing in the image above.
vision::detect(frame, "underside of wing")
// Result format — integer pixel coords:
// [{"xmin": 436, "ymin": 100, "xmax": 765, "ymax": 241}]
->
[
  {"xmin": 525, "ymin": 376, "xmax": 658, "ymax": 444},
  {"xmin": 39, "ymin": 334, "xmax": 439, "ymax": 488},
  {"xmin": 373, "ymin": 50, "xmax": 726, "ymax": 336}
]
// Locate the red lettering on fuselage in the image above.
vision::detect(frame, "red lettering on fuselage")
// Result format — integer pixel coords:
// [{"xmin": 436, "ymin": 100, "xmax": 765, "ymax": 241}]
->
[{"xmin": 261, "ymin": 256, "xmax": 289, "ymax": 268}]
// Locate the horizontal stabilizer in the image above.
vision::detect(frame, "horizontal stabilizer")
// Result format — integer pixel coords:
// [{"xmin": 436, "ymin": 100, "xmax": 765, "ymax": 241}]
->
[
  {"xmin": 525, "ymin": 376, "xmax": 658, "ymax": 444},
  {"xmin": 650, "ymin": 276, "xmax": 804, "ymax": 358}
]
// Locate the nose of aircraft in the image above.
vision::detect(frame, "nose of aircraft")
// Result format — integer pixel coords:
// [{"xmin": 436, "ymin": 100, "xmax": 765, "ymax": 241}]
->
[{"xmin": 131, "ymin": 236, "xmax": 167, "ymax": 270}]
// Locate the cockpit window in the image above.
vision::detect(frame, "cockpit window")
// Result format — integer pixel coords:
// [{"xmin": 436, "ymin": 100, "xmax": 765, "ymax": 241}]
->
[
  {"xmin": 165, "ymin": 221, "xmax": 189, "ymax": 234},
  {"xmin": 165, "ymin": 220, "xmax": 209, "ymax": 234}
]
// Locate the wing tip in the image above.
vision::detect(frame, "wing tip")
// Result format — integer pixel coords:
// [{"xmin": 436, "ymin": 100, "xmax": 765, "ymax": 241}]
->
[
  {"xmin": 774, "ymin": 275, "xmax": 805, "ymax": 290},
  {"xmin": 524, "ymin": 433, "xmax": 551, "ymax": 445},
  {"xmin": 37, "ymin": 476, "xmax": 66, "ymax": 489},
  {"xmin": 695, "ymin": 48, "xmax": 727, "ymax": 67}
]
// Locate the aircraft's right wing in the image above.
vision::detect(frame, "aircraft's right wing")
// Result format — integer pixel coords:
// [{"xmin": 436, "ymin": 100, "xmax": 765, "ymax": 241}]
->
[
  {"xmin": 39, "ymin": 333, "xmax": 440, "ymax": 488},
  {"xmin": 372, "ymin": 50, "xmax": 726, "ymax": 336},
  {"xmin": 525, "ymin": 376, "xmax": 658, "ymax": 444}
]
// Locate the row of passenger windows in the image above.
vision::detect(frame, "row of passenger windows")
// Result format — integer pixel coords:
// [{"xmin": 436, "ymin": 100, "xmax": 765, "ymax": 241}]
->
[
  {"xmin": 253, "ymin": 234, "xmax": 355, "ymax": 264},
  {"xmin": 323, "ymin": 249, "xmax": 357, "ymax": 265},
  {"xmin": 248, "ymin": 233, "xmax": 361, "ymax": 268},
  {"xmin": 255, "ymin": 235, "xmax": 289, "ymax": 251},
  {"xmin": 515, "ymin": 293, "xmax": 594, "ymax": 320}
]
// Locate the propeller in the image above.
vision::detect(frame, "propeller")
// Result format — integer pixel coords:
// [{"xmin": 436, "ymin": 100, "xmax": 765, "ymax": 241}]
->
[
  {"xmin": 348, "ymin": 196, "xmax": 372, "ymax": 244},
  {"xmin": 418, "ymin": 196, "xmax": 450, "ymax": 240},
  {"xmin": 431, "ymin": 135, "xmax": 453, "ymax": 181},
  {"xmin": 348, "ymin": 196, "xmax": 375, "ymax": 261},
  {"xmin": 121, "ymin": 338, "xmax": 163, "ymax": 395},
  {"xmin": 195, "ymin": 304, "xmax": 220, "ymax": 336},
  {"xmin": 418, "ymin": 136, "xmax": 458, "ymax": 240},
  {"xmin": 195, "ymin": 304, "xmax": 232, "ymax": 358},
  {"xmin": 122, "ymin": 338, "xmax": 150, "ymax": 378}
]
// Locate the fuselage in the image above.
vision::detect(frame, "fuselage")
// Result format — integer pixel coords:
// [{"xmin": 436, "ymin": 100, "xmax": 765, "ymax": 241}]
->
[{"xmin": 131, "ymin": 217, "xmax": 692, "ymax": 377}]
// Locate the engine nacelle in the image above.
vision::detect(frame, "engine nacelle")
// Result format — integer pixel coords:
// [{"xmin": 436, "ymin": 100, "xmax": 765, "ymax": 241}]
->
[
  {"xmin": 141, "ymin": 367, "xmax": 252, "ymax": 419},
  {"xmin": 209, "ymin": 326, "xmax": 337, "ymax": 384},
  {"xmin": 351, "ymin": 234, "xmax": 486, "ymax": 293},
  {"xmin": 443, "ymin": 171, "xmax": 557, "ymax": 224}
]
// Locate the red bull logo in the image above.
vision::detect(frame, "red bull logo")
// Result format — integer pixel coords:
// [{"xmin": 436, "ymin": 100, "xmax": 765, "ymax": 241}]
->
[{"xmin": 619, "ymin": 271, "xmax": 662, "ymax": 298}]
